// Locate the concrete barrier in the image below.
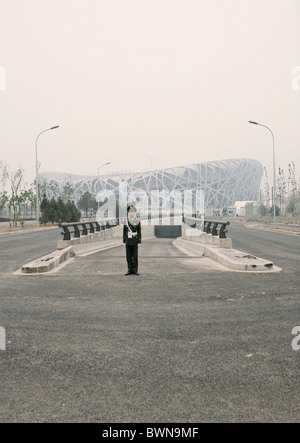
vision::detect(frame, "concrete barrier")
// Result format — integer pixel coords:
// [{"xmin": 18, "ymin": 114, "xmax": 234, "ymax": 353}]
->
[
  {"xmin": 57, "ymin": 226, "xmax": 123, "ymax": 250},
  {"xmin": 21, "ymin": 247, "xmax": 75, "ymax": 274},
  {"xmin": 21, "ymin": 224, "xmax": 156, "ymax": 273},
  {"xmin": 182, "ymin": 222, "xmax": 232, "ymax": 248},
  {"xmin": 174, "ymin": 223, "xmax": 282, "ymax": 272}
]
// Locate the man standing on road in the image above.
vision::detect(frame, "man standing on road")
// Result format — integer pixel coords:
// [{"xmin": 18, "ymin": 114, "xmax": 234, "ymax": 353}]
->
[{"xmin": 123, "ymin": 205, "xmax": 141, "ymax": 276}]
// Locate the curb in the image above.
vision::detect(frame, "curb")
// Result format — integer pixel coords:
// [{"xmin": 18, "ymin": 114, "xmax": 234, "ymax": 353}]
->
[
  {"xmin": 21, "ymin": 246, "xmax": 75, "ymax": 274},
  {"xmin": 72, "ymin": 239, "xmax": 123, "ymax": 257},
  {"xmin": 173, "ymin": 238, "xmax": 282, "ymax": 273},
  {"xmin": 19, "ymin": 232, "xmax": 157, "ymax": 274},
  {"xmin": 244, "ymin": 223, "xmax": 300, "ymax": 236},
  {"xmin": 0, "ymin": 226, "xmax": 58, "ymax": 237},
  {"xmin": 19, "ymin": 241, "xmax": 121, "ymax": 274}
]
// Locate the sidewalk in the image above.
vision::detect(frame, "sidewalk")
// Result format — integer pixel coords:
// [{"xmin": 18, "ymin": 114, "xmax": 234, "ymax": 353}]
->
[
  {"xmin": 0, "ymin": 222, "xmax": 58, "ymax": 236},
  {"xmin": 244, "ymin": 220, "xmax": 300, "ymax": 234}
]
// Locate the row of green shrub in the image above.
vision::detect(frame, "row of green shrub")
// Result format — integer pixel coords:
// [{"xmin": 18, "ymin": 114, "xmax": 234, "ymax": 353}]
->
[{"xmin": 40, "ymin": 196, "xmax": 81, "ymax": 224}]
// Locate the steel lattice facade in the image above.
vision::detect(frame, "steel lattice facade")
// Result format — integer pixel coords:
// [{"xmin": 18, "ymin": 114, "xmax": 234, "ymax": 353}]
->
[{"xmin": 41, "ymin": 158, "xmax": 263, "ymax": 211}]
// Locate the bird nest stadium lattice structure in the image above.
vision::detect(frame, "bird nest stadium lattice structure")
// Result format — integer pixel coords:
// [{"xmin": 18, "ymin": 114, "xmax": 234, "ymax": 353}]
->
[{"xmin": 41, "ymin": 158, "xmax": 263, "ymax": 213}]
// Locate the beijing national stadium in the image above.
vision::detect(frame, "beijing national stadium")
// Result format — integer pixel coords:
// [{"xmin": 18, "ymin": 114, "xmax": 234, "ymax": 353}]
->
[{"xmin": 41, "ymin": 158, "xmax": 263, "ymax": 214}]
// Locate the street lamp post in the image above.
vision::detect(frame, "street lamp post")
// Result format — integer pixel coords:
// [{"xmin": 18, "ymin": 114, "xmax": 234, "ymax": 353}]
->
[
  {"xmin": 35, "ymin": 126, "xmax": 59, "ymax": 228},
  {"xmin": 249, "ymin": 121, "xmax": 276, "ymax": 229},
  {"xmin": 97, "ymin": 162, "xmax": 111, "ymax": 177}
]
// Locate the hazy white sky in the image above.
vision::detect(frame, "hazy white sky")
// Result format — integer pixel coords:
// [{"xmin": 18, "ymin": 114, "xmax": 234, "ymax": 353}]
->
[{"xmin": 0, "ymin": 0, "xmax": 299, "ymax": 187}]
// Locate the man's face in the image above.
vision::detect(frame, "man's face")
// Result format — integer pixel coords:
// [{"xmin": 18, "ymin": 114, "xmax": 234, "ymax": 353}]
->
[{"xmin": 129, "ymin": 210, "xmax": 135, "ymax": 219}]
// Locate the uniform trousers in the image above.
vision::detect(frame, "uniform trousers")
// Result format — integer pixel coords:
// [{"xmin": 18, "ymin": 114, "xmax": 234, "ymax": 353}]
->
[{"xmin": 126, "ymin": 244, "xmax": 138, "ymax": 273}]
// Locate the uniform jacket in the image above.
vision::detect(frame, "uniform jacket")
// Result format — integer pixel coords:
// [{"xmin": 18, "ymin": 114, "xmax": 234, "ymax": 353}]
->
[{"xmin": 123, "ymin": 219, "xmax": 142, "ymax": 245}]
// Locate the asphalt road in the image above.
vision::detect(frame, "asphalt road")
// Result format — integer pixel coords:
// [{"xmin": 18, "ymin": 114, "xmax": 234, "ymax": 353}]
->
[
  {"xmin": 0, "ymin": 223, "xmax": 299, "ymax": 423},
  {"xmin": 228, "ymin": 219, "xmax": 300, "ymax": 271},
  {"xmin": 0, "ymin": 227, "xmax": 59, "ymax": 273}
]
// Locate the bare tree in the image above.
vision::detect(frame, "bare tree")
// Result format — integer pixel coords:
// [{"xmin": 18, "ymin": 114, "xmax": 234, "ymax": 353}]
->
[
  {"xmin": 0, "ymin": 163, "xmax": 25, "ymax": 227},
  {"xmin": 277, "ymin": 167, "xmax": 287, "ymax": 215},
  {"xmin": 288, "ymin": 162, "xmax": 298, "ymax": 195},
  {"xmin": 263, "ymin": 167, "xmax": 271, "ymax": 208},
  {"xmin": 287, "ymin": 162, "xmax": 299, "ymax": 216}
]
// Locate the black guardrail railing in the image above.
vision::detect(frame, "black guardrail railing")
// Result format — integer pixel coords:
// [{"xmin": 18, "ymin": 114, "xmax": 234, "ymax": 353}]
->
[
  {"xmin": 183, "ymin": 216, "xmax": 230, "ymax": 238},
  {"xmin": 59, "ymin": 219, "xmax": 119, "ymax": 241},
  {"xmin": 204, "ymin": 220, "xmax": 230, "ymax": 238},
  {"xmin": 59, "ymin": 216, "xmax": 230, "ymax": 240}
]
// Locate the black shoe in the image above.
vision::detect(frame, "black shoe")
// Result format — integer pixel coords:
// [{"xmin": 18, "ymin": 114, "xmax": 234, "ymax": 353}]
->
[
  {"xmin": 125, "ymin": 271, "xmax": 132, "ymax": 276},
  {"xmin": 133, "ymin": 271, "xmax": 140, "ymax": 275}
]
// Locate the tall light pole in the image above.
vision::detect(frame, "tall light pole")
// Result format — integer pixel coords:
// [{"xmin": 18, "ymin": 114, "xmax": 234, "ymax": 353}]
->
[
  {"xmin": 35, "ymin": 126, "xmax": 59, "ymax": 228},
  {"xmin": 249, "ymin": 121, "xmax": 276, "ymax": 229},
  {"xmin": 97, "ymin": 162, "xmax": 111, "ymax": 177}
]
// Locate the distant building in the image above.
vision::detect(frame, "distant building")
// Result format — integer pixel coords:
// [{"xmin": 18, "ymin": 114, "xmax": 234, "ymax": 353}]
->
[
  {"xmin": 41, "ymin": 158, "xmax": 263, "ymax": 213},
  {"xmin": 233, "ymin": 201, "xmax": 257, "ymax": 217}
]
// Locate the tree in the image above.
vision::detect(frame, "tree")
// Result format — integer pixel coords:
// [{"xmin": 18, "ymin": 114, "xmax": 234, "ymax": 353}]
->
[
  {"xmin": 287, "ymin": 162, "xmax": 299, "ymax": 215},
  {"xmin": 61, "ymin": 182, "xmax": 75, "ymax": 203},
  {"xmin": 277, "ymin": 167, "xmax": 287, "ymax": 215},
  {"xmin": 57, "ymin": 197, "xmax": 66, "ymax": 223},
  {"xmin": 48, "ymin": 198, "xmax": 59, "ymax": 224},
  {"xmin": 287, "ymin": 196, "xmax": 298, "ymax": 215},
  {"xmin": 40, "ymin": 196, "xmax": 81, "ymax": 224},
  {"xmin": 25, "ymin": 189, "xmax": 36, "ymax": 218},
  {"xmin": 0, "ymin": 163, "xmax": 25, "ymax": 227},
  {"xmin": 270, "ymin": 204, "xmax": 280, "ymax": 217},
  {"xmin": 17, "ymin": 189, "xmax": 34, "ymax": 222},
  {"xmin": 263, "ymin": 167, "xmax": 271, "ymax": 208},
  {"xmin": 40, "ymin": 195, "xmax": 51, "ymax": 225},
  {"xmin": 0, "ymin": 191, "xmax": 9, "ymax": 218},
  {"xmin": 288, "ymin": 162, "xmax": 298, "ymax": 195},
  {"xmin": 78, "ymin": 191, "xmax": 97, "ymax": 217},
  {"xmin": 258, "ymin": 204, "xmax": 269, "ymax": 217},
  {"xmin": 65, "ymin": 200, "xmax": 81, "ymax": 223}
]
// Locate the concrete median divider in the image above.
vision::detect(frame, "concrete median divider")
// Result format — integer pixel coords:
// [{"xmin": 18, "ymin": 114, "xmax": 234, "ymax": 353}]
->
[
  {"xmin": 173, "ymin": 223, "xmax": 282, "ymax": 272},
  {"xmin": 20, "ymin": 224, "xmax": 156, "ymax": 274},
  {"xmin": 57, "ymin": 226, "xmax": 124, "ymax": 257},
  {"xmin": 21, "ymin": 246, "xmax": 75, "ymax": 274}
]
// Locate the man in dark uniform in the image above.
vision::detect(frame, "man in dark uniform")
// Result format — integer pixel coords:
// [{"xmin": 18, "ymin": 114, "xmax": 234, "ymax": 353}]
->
[{"xmin": 123, "ymin": 205, "xmax": 142, "ymax": 275}]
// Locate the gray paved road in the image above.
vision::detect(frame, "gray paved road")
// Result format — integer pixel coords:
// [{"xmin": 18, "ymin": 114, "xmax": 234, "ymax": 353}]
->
[
  {"xmin": 229, "ymin": 219, "xmax": 300, "ymax": 271},
  {"xmin": 0, "ymin": 228, "xmax": 59, "ymax": 273},
  {"xmin": 0, "ymin": 224, "xmax": 300, "ymax": 423}
]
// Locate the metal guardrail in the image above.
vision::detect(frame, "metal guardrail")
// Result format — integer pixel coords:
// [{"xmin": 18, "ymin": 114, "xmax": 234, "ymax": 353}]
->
[
  {"xmin": 59, "ymin": 219, "xmax": 119, "ymax": 240},
  {"xmin": 183, "ymin": 216, "xmax": 230, "ymax": 238},
  {"xmin": 59, "ymin": 216, "xmax": 230, "ymax": 240},
  {"xmin": 204, "ymin": 220, "xmax": 230, "ymax": 238}
]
